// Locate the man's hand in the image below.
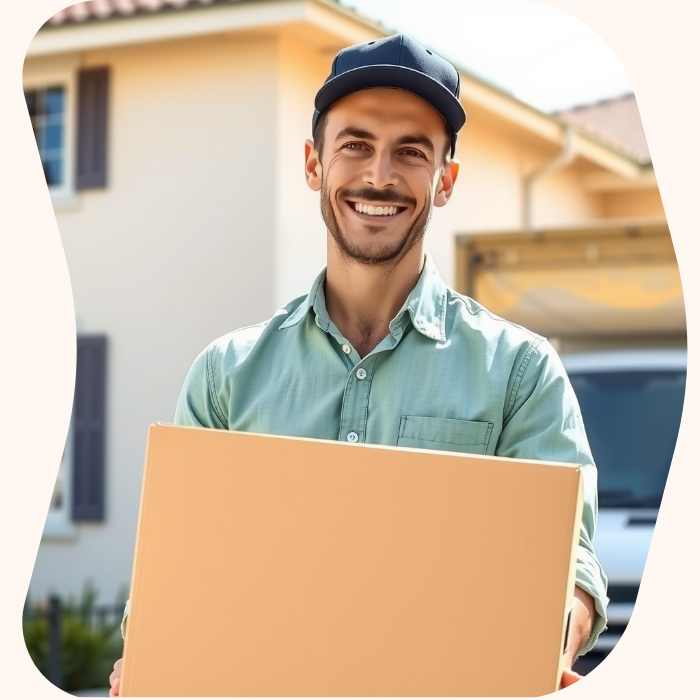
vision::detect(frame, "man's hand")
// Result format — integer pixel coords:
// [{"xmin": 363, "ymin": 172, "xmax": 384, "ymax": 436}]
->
[
  {"xmin": 109, "ymin": 658, "xmax": 122, "ymax": 697},
  {"xmin": 558, "ymin": 586, "xmax": 596, "ymax": 689}
]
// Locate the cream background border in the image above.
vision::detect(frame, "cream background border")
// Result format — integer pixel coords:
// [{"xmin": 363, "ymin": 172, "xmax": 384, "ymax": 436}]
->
[{"xmin": 0, "ymin": 0, "xmax": 696, "ymax": 697}]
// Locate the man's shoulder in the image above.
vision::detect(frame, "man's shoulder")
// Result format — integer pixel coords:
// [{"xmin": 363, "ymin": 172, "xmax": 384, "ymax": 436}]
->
[
  {"xmin": 444, "ymin": 286, "xmax": 545, "ymax": 349},
  {"xmin": 204, "ymin": 292, "xmax": 309, "ymax": 363}
]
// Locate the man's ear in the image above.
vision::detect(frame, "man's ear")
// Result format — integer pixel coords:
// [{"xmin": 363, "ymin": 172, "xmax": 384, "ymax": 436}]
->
[
  {"xmin": 305, "ymin": 139, "xmax": 322, "ymax": 192},
  {"xmin": 433, "ymin": 159, "xmax": 460, "ymax": 207}
]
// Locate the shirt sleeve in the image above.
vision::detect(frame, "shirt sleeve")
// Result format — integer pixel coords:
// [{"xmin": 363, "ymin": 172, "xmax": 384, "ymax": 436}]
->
[
  {"xmin": 173, "ymin": 345, "xmax": 228, "ymax": 429},
  {"xmin": 496, "ymin": 338, "xmax": 609, "ymax": 655},
  {"xmin": 121, "ymin": 598, "xmax": 130, "ymax": 640},
  {"xmin": 121, "ymin": 348, "xmax": 228, "ymax": 638}
]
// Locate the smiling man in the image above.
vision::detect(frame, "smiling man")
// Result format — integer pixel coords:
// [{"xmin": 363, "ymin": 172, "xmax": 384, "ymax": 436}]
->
[{"xmin": 109, "ymin": 34, "xmax": 607, "ymax": 695}]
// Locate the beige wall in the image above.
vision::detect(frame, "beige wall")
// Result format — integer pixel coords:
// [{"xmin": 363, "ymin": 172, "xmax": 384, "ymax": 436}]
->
[
  {"xmin": 602, "ymin": 188, "xmax": 666, "ymax": 219},
  {"xmin": 274, "ymin": 36, "xmax": 330, "ymax": 306},
  {"xmin": 26, "ymin": 33, "xmax": 280, "ymax": 603}
]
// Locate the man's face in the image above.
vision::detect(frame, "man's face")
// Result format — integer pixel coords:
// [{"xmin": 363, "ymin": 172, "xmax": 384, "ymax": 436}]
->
[{"xmin": 305, "ymin": 88, "xmax": 458, "ymax": 267}]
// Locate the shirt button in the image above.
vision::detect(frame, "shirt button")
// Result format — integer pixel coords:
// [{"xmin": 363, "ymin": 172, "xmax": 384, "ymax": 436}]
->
[
  {"xmin": 342, "ymin": 344, "xmax": 352, "ymax": 355},
  {"xmin": 356, "ymin": 368, "xmax": 367, "ymax": 380},
  {"xmin": 346, "ymin": 431, "xmax": 359, "ymax": 443}
]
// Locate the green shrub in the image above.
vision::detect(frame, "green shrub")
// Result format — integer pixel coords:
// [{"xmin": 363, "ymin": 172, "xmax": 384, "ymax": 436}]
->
[{"xmin": 23, "ymin": 583, "xmax": 127, "ymax": 692}]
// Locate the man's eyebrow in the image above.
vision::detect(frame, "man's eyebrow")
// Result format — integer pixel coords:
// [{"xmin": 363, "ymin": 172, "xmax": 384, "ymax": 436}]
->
[
  {"xmin": 396, "ymin": 133, "xmax": 436, "ymax": 155},
  {"xmin": 334, "ymin": 127, "xmax": 377, "ymax": 142}
]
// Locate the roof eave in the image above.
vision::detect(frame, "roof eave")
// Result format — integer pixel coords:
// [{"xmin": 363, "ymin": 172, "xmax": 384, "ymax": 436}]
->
[{"xmin": 27, "ymin": 0, "xmax": 649, "ymax": 181}]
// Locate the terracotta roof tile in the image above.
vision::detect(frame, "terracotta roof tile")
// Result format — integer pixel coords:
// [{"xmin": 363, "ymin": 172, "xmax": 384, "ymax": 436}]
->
[
  {"xmin": 45, "ymin": 0, "xmax": 221, "ymax": 26},
  {"xmin": 556, "ymin": 93, "xmax": 651, "ymax": 165}
]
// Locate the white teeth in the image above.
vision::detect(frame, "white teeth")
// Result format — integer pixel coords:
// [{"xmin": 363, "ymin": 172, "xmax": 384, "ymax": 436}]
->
[{"xmin": 353, "ymin": 203, "xmax": 399, "ymax": 216}]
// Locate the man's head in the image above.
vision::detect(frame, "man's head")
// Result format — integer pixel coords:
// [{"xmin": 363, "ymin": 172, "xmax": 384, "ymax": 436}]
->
[{"xmin": 305, "ymin": 35, "xmax": 466, "ymax": 268}]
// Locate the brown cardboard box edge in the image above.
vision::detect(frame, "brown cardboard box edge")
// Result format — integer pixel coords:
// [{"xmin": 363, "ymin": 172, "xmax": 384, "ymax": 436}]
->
[{"xmin": 121, "ymin": 423, "xmax": 584, "ymax": 697}]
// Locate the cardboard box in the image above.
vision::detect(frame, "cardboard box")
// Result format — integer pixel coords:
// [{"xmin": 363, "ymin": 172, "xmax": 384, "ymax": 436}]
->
[{"xmin": 121, "ymin": 424, "xmax": 582, "ymax": 697}]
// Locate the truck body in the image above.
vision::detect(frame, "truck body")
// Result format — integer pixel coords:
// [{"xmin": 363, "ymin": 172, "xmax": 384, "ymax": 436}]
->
[{"xmin": 562, "ymin": 348, "xmax": 686, "ymax": 673}]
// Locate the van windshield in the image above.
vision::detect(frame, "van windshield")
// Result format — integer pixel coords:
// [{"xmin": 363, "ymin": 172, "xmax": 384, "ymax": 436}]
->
[{"xmin": 567, "ymin": 370, "xmax": 686, "ymax": 508}]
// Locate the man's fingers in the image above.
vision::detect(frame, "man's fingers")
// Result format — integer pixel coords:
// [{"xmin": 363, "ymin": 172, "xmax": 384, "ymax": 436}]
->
[{"xmin": 109, "ymin": 658, "xmax": 123, "ymax": 696}]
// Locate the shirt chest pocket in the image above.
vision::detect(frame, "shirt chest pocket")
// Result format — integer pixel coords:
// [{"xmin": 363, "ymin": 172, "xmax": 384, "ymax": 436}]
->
[{"xmin": 397, "ymin": 415, "xmax": 494, "ymax": 455}]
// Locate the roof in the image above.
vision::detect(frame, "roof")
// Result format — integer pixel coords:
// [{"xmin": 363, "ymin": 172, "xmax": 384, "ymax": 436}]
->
[
  {"xmin": 45, "ymin": 0, "xmax": 239, "ymax": 27},
  {"xmin": 555, "ymin": 93, "xmax": 651, "ymax": 166},
  {"xmin": 33, "ymin": 0, "xmax": 652, "ymax": 183}
]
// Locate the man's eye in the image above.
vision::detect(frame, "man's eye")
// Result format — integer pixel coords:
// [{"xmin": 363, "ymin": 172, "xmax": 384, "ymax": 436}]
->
[
  {"xmin": 401, "ymin": 148, "xmax": 425, "ymax": 158},
  {"xmin": 344, "ymin": 142, "xmax": 367, "ymax": 151}
]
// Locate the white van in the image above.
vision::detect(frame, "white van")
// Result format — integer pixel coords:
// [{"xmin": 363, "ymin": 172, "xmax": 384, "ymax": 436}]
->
[{"xmin": 561, "ymin": 348, "xmax": 686, "ymax": 674}]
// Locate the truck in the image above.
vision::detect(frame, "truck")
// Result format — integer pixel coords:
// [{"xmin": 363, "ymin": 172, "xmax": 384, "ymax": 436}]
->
[{"xmin": 563, "ymin": 348, "xmax": 686, "ymax": 674}]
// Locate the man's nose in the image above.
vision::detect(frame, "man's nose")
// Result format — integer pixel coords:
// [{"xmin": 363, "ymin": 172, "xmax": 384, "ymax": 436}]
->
[{"xmin": 363, "ymin": 150, "xmax": 398, "ymax": 189}]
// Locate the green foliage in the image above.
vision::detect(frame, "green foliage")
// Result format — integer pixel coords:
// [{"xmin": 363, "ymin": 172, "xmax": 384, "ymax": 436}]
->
[{"xmin": 23, "ymin": 583, "xmax": 127, "ymax": 692}]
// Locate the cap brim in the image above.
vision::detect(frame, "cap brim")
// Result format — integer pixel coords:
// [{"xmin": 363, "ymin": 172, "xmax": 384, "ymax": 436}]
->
[{"xmin": 314, "ymin": 64, "xmax": 467, "ymax": 135}]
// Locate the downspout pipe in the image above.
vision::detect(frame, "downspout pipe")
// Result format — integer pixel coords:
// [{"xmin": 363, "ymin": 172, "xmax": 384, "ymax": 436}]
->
[{"xmin": 523, "ymin": 125, "xmax": 576, "ymax": 235}]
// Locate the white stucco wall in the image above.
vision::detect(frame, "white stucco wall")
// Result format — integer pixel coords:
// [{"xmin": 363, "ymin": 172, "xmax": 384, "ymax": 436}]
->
[
  {"xmin": 25, "ymin": 33, "xmax": 279, "ymax": 604},
  {"xmin": 273, "ymin": 36, "xmax": 330, "ymax": 307}
]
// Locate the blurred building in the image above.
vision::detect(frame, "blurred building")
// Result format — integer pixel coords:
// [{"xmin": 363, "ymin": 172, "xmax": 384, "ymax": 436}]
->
[{"xmin": 23, "ymin": 0, "xmax": 679, "ymax": 604}]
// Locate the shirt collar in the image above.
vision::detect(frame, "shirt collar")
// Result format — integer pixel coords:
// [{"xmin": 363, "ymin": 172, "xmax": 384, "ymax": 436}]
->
[{"xmin": 279, "ymin": 253, "xmax": 448, "ymax": 343}]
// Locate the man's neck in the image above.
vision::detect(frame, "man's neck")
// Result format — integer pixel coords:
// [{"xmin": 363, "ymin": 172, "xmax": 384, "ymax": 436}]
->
[{"xmin": 324, "ymin": 237, "xmax": 425, "ymax": 358}]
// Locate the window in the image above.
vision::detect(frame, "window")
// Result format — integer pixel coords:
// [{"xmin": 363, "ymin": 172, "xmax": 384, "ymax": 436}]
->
[
  {"xmin": 568, "ymin": 369, "xmax": 686, "ymax": 509},
  {"xmin": 23, "ymin": 57, "xmax": 77, "ymax": 205},
  {"xmin": 23, "ymin": 60, "xmax": 110, "ymax": 204},
  {"xmin": 43, "ymin": 335, "xmax": 108, "ymax": 539},
  {"xmin": 24, "ymin": 86, "xmax": 66, "ymax": 187}
]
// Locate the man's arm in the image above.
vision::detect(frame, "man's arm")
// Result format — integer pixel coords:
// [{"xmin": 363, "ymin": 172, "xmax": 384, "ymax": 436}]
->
[
  {"xmin": 566, "ymin": 587, "xmax": 596, "ymax": 667},
  {"xmin": 174, "ymin": 344, "xmax": 229, "ymax": 428},
  {"xmin": 497, "ymin": 338, "xmax": 609, "ymax": 663}
]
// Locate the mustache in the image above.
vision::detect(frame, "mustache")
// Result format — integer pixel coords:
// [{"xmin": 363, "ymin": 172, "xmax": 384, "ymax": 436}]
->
[{"xmin": 338, "ymin": 188, "xmax": 416, "ymax": 207}]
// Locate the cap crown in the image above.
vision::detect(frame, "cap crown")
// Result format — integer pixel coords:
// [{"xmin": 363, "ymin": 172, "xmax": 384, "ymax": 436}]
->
[
  {"xmin": 329, "ymin": 34, "xmax": 460, "ymax": 100},
  {"xmin": 313, "ymin": 34, "xmax": 466, "ymax": 158}
]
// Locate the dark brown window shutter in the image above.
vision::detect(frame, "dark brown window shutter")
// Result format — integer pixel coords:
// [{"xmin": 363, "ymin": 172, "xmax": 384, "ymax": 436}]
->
[
  {"xmin": 76, "ymin": 67, "xmax": 109, "ymax": 189},
  {"xmin": 72, "ymin": 335, "xmax": 107, "ymax": 521}
]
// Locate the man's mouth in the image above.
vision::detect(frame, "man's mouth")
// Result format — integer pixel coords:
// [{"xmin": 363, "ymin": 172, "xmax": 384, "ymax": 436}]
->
[{"xmin": 346, "ymin": 200, "xmax": 408, "ymax": 218}]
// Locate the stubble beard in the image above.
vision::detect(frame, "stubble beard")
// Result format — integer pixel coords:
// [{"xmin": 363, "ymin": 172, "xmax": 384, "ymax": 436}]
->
[{"xmin": 320, "ymin": 179, "xmax": 432, "ymax": 268}]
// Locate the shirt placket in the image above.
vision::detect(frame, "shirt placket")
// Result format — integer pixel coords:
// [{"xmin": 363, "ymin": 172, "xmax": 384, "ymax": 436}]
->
[{"xmin": 337, "ymin": 353, "xmax": 377, "ymax": 444}]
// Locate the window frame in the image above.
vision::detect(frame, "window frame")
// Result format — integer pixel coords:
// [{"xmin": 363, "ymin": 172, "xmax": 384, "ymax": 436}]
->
[
  {"xmin": 22, "ymin": 55, "xmax": 79, "ymax": 208},
  {"xmin": 43, "ymin": 411, "xmax": 77, "ymax": 540}
]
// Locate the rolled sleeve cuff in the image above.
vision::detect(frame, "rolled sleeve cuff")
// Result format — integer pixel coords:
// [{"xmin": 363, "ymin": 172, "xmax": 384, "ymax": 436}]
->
[
  {"xmin": 575, "ymin": 547, "xmax": 609, "ymax": 655},
  {"xmin": 121, "ymin": 598, "xmax": 131, "ymax": 641}
]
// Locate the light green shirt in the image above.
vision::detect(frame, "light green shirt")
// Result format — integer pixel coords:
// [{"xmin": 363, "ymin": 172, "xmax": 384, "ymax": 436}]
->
[{"xmin": 166, "ymin": 254, "xmax": 608, "ymax": 653}]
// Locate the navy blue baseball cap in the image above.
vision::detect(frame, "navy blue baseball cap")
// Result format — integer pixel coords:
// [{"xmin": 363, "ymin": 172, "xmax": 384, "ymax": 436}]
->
[{"xmin": 313, "ymin": 34, "xmax": 466, "ymax": 157}]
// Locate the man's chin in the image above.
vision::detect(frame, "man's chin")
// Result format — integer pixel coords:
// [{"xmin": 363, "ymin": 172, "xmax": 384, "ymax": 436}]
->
[{"xmin": 334, "ymin": 236, "xmax": 409, "ymax": 266}]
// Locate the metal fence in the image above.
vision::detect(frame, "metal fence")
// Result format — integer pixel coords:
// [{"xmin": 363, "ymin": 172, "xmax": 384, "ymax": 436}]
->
[{"xmin": 23, "ymin": 595, "xmax": 125, "ymax": 692}]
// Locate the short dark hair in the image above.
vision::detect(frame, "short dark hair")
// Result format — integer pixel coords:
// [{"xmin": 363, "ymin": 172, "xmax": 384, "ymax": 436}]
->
[
  {"xmin": 312, "ymin": 110, "xmax": 452, "ymax": 166},
  {"xmin": 312, "ymin": 110, "xmax": 330, "ymax": 162}
]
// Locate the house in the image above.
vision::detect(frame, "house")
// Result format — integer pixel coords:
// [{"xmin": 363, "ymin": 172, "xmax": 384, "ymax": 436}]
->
[{"xmin": 23, "ymin": 0, "xmax": 678, "ymax": 605}]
